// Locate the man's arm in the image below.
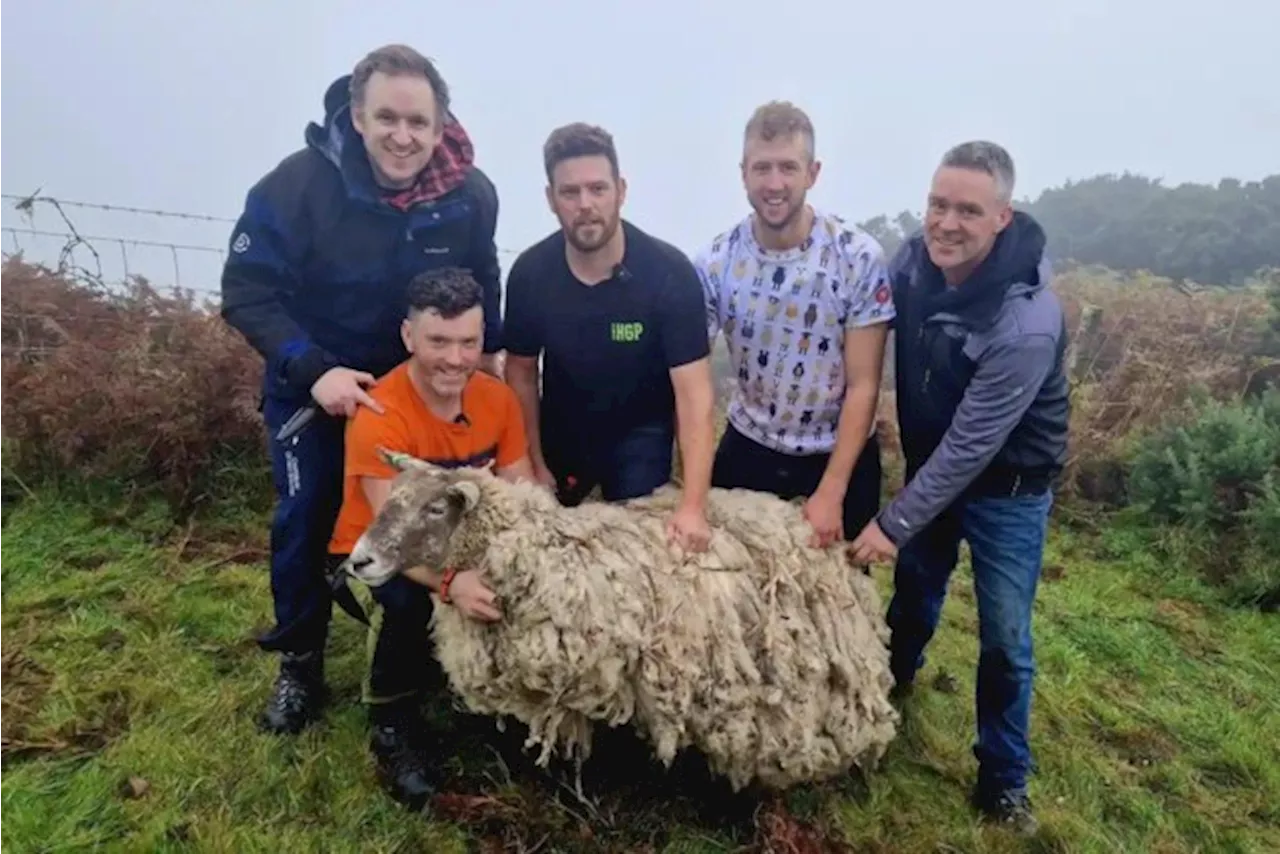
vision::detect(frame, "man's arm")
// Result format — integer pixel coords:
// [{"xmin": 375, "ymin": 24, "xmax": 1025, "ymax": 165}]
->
[
  {"xmin": 359, "ymin": 476, "xmax": 394, "ymax": 519},
  {"xmin": 495, "ymin": 456, "xmax": 536, "ymax": 483},
  {"xmin": 499, "ymin": 253, "xmax": 550, "ymax": 475},
  {"xmin": 813, "ymin": 234, "xmax": 895, "ymax": 502},
  {"xmin": 692, "ymin": 244, "xmax": 722, "ymax": 344},
  {"xmin": 814, "ymin": 323, "xmax": 888, "ymax": 502},
  {"xmin": 671, "ymin": 357, "xmax": 717, "ymax": 509},
  {"xmin": 221, "ymin": 180, "xmax": 339, "ymax": 397},
  {"xmin": 662, "ymin": 257, "xmax": 716, "ymax": 512},
  {"xmin": 876, "ymin": 333, "xmax": 1059, "ymax": 547},
  {"xmin": 505, "ymin": 358, "xmax": 547, "ymax": 472},
  {"xmin": 493, "ymin": 384, "xmax": 536, "ymax": 484},
  {"xmin": 466, "ymin": 171, "xmax": 504, "ymax": 358}
]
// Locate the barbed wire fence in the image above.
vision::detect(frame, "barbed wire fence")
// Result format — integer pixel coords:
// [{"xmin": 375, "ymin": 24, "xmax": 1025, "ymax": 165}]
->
[
  {"xmin": 2, "ymin": 193, "xmax": 235, "ymax": 301},
  {"xmin": 1, "ymin": 192, "xmax": 529, "ymax": 301}
]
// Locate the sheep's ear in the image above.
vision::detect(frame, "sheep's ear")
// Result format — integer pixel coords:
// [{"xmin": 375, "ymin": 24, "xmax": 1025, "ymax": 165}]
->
[
  {"xmin": 378, "ymin": 447, "xmax": 431, "ymax": 472},
  {"xmin": 446, "ymin": 481, "xmax": 481, "ymax": 513}
]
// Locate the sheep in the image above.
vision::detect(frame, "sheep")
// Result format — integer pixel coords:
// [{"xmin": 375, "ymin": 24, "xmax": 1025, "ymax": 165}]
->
[{"xmin": 340, "ymin": 448, "xmax": 900, "ymax": 793}]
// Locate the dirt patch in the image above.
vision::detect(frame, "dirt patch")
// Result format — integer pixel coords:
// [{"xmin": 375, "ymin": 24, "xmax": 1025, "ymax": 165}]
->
[
  {"xmin": 197, "ymin": 637, "xmax": 260, "ymax": 677},
  {"xmin": 65, "ymin": 551, "xmax": 112, "ymax": 571},
  {"xmin": 753, "ymin": 798, "xmax": 855, "ymax": 854},
  {"xmin": 1042, "ymin": 563, "xmax": 1067, "ymax": 582},
  {"xmin": 1093, "ymin": 723, "xmax": 1179, "ymax": 769},
  {"xmin": 1154, "ymin": 599, "xmax": 1205, "ymax": 621},
  {"xmin": 1, "ymin": 658, "xmax": 131, "ymax": 766},
  {"xmin": 931, "ymin": 671, "xmax": 959, "ymax": 695},
  {"xmin": 423, "ymin": 704, "xmax": 859, "ymax": 853},
  {"xmin": 163, "ymin": 520, "xmax": 269, "ymax": 575},
  {"xmin": 1151, "ymin": 599, "xmax": 1223, "ymax": 659},
  {"xmin": 1, "ymin": 647, "xmax": 54, "ymax": 751}
]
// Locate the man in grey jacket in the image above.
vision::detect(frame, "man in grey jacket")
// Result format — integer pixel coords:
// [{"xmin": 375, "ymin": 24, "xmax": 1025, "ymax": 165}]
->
[{"xmin": 850, "ymin": 141, "xmax": 1069, "ymax": 836}]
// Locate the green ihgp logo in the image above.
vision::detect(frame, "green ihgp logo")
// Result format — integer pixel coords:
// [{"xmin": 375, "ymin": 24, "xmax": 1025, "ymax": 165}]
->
[{"xmin": 611, "ymin": 321, "xmax": 645, "ymax": 342}]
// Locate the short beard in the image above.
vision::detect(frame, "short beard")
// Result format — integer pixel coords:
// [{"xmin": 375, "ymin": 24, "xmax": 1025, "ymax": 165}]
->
[{"xmin": 565, "ymin": 212, "xmax": 620, "ymax": 254}]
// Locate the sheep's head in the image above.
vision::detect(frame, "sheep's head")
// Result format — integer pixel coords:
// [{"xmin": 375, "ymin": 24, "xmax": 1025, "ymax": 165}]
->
[{"xmin": 340, "ymin": 448, "xmax": 484, "ymax": 587}]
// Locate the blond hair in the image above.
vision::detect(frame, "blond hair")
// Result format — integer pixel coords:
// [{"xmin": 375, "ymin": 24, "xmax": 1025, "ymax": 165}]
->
[{"xmin": 744, "ymin": 100, "xmax": 815, "ymax": 160}]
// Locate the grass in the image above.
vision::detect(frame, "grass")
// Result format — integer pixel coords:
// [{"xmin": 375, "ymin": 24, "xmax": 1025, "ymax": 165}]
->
[{"xmin": 2, "ymin": 489, "xmax": 1278, "ymax": 854}]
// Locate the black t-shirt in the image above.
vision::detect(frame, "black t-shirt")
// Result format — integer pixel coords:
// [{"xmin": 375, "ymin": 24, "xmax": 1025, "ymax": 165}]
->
[{"xmin": 503, "ymin": 219, "xmax": 710, "ymax": 468}]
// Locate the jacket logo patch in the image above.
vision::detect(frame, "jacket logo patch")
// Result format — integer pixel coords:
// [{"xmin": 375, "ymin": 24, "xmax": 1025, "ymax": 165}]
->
[
  {"xmin": 232, "ymin": 233, "xmax": 251, "ymax": 254},
  {"xmin": 421, "ymin": 246, "xmax": 450, "ymax": 255}
]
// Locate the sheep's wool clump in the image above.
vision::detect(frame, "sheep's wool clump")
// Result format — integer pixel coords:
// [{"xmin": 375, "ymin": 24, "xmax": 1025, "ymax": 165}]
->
[{"xmin": 430, "ymin": 473, "xmax": 900, "ymax": 792}]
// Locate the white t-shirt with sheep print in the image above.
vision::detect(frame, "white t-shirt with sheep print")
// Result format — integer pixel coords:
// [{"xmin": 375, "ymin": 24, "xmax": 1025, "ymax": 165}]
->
[{"xmin": 696, "ymin": 210, "xmax": 895, "ymax": 456}]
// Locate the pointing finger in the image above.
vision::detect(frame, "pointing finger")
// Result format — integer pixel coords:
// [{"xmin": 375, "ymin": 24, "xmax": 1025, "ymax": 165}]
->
[{"xmin": 355, "ymin": 387, "xmax": 385, "ymax": 414}]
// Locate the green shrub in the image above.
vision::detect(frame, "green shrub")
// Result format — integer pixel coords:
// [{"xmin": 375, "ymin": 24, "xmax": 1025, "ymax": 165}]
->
[
  {"xmin": 1126, "ymin": 390, "xmax": 1280, "ymax": 607},
  {"xmin": 1128, "ymin": 393, "xmax": 1280, "ymax": 530}
]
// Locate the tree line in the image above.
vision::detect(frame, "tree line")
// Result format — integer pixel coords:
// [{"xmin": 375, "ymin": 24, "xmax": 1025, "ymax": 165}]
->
[{"xmin": 858, "ymin": 172, "xmax": 1280, "ymax": 286}]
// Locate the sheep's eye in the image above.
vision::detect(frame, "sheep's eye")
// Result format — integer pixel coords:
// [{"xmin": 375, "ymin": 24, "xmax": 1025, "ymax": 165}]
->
[{"xmin": 425, "ymin": 497, "xmax": 449, "ymax": 519}]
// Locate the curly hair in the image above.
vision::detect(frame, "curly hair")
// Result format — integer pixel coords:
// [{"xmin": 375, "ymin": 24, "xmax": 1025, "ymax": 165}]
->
[{"xmin": 405, "ymin": 266, "xmax": 482, "ymax": 320}]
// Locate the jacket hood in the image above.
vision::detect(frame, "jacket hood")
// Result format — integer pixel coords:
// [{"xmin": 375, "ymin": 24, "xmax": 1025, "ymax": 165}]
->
[
  {"xmin": 911, "ymin": 210, "xmax": 1049, "ymax": 331},
  {"xmin": 303, "ymin": 74, "xmax": 475, "ymax": 206}
]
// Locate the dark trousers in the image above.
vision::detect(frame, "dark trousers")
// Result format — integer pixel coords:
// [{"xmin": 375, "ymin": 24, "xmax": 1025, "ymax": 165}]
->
[
  {"xmin": 709, "ymin": 423, "xmax": 883, "ymax": 538},
  {"xmin": 546, "ymin": 421, "xmax": 676, "ymax": 506},
  {"xmin": 257, "ymin": 395, "xmax": 344, "ymax": 654},
  {"xmin": 257, "ymin": 395, "xmax": 436, "ymax": 705},
  {"xmin": 886, "ymin": 489, "xmax": 1053, "ymax": 794}
]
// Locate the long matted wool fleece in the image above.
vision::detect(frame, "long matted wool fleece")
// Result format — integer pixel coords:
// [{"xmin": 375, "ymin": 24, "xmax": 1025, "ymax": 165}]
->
[{"xmin": 382, "ymin": 464, "xmax": 899, "ymax": 792}]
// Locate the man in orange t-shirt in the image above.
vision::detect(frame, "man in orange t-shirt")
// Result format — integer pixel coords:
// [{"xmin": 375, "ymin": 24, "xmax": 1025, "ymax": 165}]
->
[{"xmin": 327, "ymin": 266, "xmax": 532, "ymax": 810}]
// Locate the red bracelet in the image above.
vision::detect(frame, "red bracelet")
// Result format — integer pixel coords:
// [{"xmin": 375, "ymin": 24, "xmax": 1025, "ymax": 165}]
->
[{"xmin": 438, "ymin": 567, "xmax": 458, "ymax": 604}]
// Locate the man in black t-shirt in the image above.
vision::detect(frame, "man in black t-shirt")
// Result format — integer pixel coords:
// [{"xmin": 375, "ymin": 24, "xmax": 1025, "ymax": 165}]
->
[{"xmin": 504, "ymin": 122, "xmax": 716, "ymax": 554}]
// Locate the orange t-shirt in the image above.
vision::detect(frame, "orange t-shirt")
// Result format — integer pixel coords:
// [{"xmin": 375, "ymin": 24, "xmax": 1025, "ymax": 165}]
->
[{"xmin": 327, "ymin": 362, "xmax": 528, "ymax": 555}]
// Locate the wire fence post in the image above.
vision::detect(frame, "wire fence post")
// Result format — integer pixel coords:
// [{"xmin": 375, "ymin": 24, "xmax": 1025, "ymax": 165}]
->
[
  {"xmin": 2, "ymin": 193, "xmax": 231, "ymax": 302},
  {"xmin": 2, "ymin": 190, "xmax": 526, "ymax": 306}
]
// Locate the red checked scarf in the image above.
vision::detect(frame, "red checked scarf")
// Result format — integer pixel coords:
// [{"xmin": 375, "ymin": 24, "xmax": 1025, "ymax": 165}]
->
[{"xmin": 380, "ymin": 118, "xmax": 475, "ymax": 210}]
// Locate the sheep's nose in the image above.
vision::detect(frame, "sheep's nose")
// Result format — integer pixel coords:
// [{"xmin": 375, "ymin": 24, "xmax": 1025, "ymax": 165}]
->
[{"xmin": 347, "ymin": 556, "xmax": 373, "ymax": 574}]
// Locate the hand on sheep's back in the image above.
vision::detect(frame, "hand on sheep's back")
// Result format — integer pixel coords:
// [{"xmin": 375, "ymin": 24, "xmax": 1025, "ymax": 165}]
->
[
  {"xmin": 664, "ymin": 500, "xmax": 713, "ymax": 554},
  {"xmin": 427, "ymin": 472, "xmax": 902, "ymax": 794},
  {"xmin": 447, "ymin": 569, "xmax": 502, "ymax": 622}
]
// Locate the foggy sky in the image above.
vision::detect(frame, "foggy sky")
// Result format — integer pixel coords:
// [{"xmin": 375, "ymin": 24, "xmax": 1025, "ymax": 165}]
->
[{"xmin": 3, "ymin": 0, "xmax": 1278, "ymax": 294}]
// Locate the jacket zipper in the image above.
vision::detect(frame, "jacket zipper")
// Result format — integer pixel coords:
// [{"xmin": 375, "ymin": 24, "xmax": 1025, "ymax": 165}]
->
[{"xmin": 918, "ymin": 324, "xmax": 930, "ymax": 393}]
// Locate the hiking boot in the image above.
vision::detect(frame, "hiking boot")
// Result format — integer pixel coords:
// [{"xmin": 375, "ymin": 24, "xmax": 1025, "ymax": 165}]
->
[
  {"xmin": 369, "ymin": 703, "xmax": 437, "ymax": 811},
  {"xmin": 258, "ymin": 650, "xmax": 327, "ymax": 735},
  {"xmin": 973, "ymin": 786, "xmax": 1039, "ymax": 836}
]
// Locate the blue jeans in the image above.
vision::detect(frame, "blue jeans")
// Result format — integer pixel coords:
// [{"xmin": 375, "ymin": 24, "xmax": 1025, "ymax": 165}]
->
[
  {"xmin": 548, "ymin": 421, "xmax": 675, "ymax": 505},
  {"xmin": 887, "ymin": 490, "xmax": 1054, "ymax": 794}
]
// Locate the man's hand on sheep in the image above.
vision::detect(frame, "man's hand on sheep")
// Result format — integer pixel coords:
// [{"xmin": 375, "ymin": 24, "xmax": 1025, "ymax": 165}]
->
[
  {"xmin": 408, "ymin": 565, "xmax": 503, "ymax": 622},
  {"xmin": 666, "ymin": 501, "xmax": 712, "ymax": 554},
  {"xmin": 803, "ymin": 488, "xmax": 845, "ymax": 548},
  {"xmin": 531, "ymin": 461, "xmax": 558, "ymax": 493},
  {"xmin": 849, "ymin": 519, "xmax": 898, "ymax": 566},
  {"xmin": 447, "ymin": 570, "xmax": 503, "ymax": 622}
]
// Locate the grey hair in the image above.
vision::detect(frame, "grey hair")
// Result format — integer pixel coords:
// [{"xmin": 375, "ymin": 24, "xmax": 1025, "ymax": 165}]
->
[{"xmin": 940, "ymin": 141, "xmax": 1016, "ymax": 203}]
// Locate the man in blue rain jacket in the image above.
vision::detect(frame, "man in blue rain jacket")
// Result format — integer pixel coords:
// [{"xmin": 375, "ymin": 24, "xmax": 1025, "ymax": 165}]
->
[{"xmin": 219, "ymin": 44, "xmax": 503, "ymax": 802}]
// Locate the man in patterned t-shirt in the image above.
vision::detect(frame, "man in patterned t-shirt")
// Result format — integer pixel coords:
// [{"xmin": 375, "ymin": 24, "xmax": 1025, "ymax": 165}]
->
[{"xmin": 694, "ymin": 101, "xmax": 895, "ymax": 548}]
